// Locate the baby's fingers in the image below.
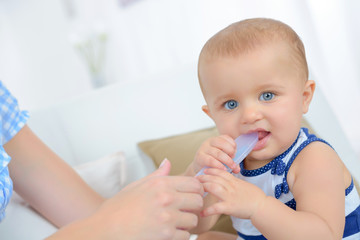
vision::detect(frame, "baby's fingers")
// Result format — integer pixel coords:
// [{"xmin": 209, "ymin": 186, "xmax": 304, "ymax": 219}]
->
[
  {"xmin": 201, "ymin": 202, "xmax": 230, "ymax": 217},
  {"xmin": 208, "ymin": 136, "xmax": 238, "ymax": 171},
  {"xmin": 197, "ymin": 172, "xmax": 230, "ymax": 199},
  {"xmin": 197, "ymin": 151, "xmax": 228, "ymax": 171},
  {"xmin": 204, "ymin": 167, "xmax": 236, "ymax": 180},
  {"xmin": 209, "ymin": 135, "xmax": 236, "ymax": 157}
]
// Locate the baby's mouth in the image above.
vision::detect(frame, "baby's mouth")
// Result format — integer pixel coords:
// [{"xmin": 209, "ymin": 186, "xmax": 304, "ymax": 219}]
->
[
  {"xmin": 251, "ymin": 130, "xmax": 271, "ymax": 151},
  {"xmin": 257, "ymin": 130, "xmax": 270, "ymax": 140}
]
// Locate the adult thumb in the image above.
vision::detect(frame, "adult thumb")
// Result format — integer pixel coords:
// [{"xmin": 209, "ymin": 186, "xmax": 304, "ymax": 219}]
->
[{"xmin": 149, "ymin": 158, "xmax": 171, "ymax": 177}]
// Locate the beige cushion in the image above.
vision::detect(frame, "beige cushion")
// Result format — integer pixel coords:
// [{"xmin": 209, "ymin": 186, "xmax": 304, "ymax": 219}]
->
[{"xmin": 138, "ymin": 127, "xmax": 219, "ymax": 175}]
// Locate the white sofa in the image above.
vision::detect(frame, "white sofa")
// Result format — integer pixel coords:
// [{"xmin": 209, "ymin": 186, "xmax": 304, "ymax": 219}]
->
[{"xmin": 1, "ymin": 64, "xmax": 359, "ymax": 239}]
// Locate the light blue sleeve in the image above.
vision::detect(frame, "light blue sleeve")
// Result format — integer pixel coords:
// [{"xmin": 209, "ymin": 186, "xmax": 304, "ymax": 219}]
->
[
  {"xmin": 0, "ymin": 81, "xmax": 29, "ymax": 221},
  {"xmin": 0, "ymin": 147, "xmax": 12, "ymax": 221}
]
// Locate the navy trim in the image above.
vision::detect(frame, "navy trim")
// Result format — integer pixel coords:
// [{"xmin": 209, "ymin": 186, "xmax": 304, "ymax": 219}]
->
[
  {"xmin": 344, "ymin": 205, "xmax": 360, "ymax": 238},
  {"xmin": 237, "ymin": 231, "xmax": 267, "ymax": 240},
  {"xmin": 273, "ymin": 128, "xmax": 333, "ymax": 199},
  {"xmin": 240, "ymin": 160, "xmax": 275, "ymax": 177},
  {"xmin": 285, "ymin": 198, "xmax": 296, "ymax": 210},
  {"xmin": 298, "ymin": 128, "xmax": 354, "ymax": 197},
  {"xmin": 240, "ymin": 131, "xmax": 300, "ymax": 177},
  {"xmin": 283, "ymin": 128, "xmax": 333, "ymax": 181},
  {"xmin": 345, "ymin": 178, "xmax": 354, "ymax": 196}
]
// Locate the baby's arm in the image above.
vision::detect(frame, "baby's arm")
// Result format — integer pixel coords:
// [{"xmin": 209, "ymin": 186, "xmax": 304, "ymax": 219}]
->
[{"xmin": 200, "ymin": 142, "xmax": 345, "ymax": 239}]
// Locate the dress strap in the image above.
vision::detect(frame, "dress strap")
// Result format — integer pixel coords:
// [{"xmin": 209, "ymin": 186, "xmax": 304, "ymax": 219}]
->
[
  {"xmin": 274, "ymin": 128, "xmax": 333, "ymax": 199},
  {"xmin": 284, "ymin": 128, "xmax": 333, "ymax": 180}
]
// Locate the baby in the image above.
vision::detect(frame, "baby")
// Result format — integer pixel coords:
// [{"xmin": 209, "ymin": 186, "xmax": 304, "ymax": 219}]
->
[{"xmin": 185, "ymin": 18, "xmax": 360, "ymax": 239}]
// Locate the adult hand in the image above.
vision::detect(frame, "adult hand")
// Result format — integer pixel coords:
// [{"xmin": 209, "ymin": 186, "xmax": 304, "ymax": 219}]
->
[{"xmin": 48, "ymin": 159, "xmax": 204, "ymax": 240}]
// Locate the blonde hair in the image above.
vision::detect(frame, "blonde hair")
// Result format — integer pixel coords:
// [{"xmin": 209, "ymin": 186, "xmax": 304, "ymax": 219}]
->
[{"xmin": 198, "ymin": 18, "xmax": 309, "ymax": 80}]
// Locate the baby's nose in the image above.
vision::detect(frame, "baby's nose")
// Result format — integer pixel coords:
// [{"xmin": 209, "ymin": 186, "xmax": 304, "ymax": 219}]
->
[{"xmin": 240, "ymin": 104, "xmax": 262, "ymax": 124}]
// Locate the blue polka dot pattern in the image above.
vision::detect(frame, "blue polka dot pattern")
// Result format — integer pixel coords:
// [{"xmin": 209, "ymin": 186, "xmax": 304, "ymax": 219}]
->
[
  {"xmin": 275, "ymin": 177, "xmax": 289, "ymax": 199},
  {"xmin": 240, "ymin": 160, "xmax": 274, "ymax": 177},
  {"xmin": 285, "ymin": 198, "xmax": 296, "ymax": 210},
  {"xmin": 271, "ymin": 159, "xmax": 286, "ymax": 175}
]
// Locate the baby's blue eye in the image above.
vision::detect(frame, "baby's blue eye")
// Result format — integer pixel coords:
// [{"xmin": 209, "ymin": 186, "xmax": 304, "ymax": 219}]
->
[
  {"xmin": 260, "ymin": 92, "xmax": 274, "ymax": 101},
  {"xmin": 224, "ymin": 100, "xmax": 238, "ymax": 110}
]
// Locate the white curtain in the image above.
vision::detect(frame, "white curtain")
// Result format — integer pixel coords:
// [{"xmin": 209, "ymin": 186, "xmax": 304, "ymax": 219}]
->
[{"xmin": 304, "ymin": 0, "xmax": 360, "ymax": 160}]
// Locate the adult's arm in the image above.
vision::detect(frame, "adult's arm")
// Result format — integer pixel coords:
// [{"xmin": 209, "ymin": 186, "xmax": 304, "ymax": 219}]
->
[
  {"xmin": 6, "ymin": 125, "xmax": 104, "ymax": 227},
  {"xmin": 7, "ymin": 125, "xmax": 204, "ymax": 239}
]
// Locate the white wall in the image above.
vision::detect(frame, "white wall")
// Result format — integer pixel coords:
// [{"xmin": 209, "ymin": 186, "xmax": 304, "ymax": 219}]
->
[
  {"xmin": 0, "ymin": 0, "xmax": 359, "ymax": 158},
  {"xmin": 0, "ymin": 0, "xmax": 92, "ymax": 110}
]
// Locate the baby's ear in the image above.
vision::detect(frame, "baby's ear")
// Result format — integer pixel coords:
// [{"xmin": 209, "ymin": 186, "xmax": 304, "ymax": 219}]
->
[
  {"xmin": 202, "ymin": 105, "xmax": 212, "ymax": 118},
  {"xmin": 302, "ymin": 80, "xmax": 315, "ymax": 113}
]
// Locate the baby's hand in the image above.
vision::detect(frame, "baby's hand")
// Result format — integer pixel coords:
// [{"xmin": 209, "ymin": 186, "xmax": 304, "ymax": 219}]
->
[
  {"xmin": 192, "ymin": 135, "xmax": 239, "ymax": 175},
  {"xmin": 198, "ymin": 168, "xmax": 267, "ymax": 219}
]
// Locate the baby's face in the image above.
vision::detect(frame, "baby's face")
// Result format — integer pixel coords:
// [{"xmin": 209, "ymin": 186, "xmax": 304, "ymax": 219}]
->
[{"xmin": 199, "ymin": 42, "xmax": 310, "ymax": 167}]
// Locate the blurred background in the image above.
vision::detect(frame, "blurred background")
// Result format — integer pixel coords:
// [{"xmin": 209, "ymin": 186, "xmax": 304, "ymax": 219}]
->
[{"xmin": 0, "ymin": 0, "xmax": 359, "ymax": 159}]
